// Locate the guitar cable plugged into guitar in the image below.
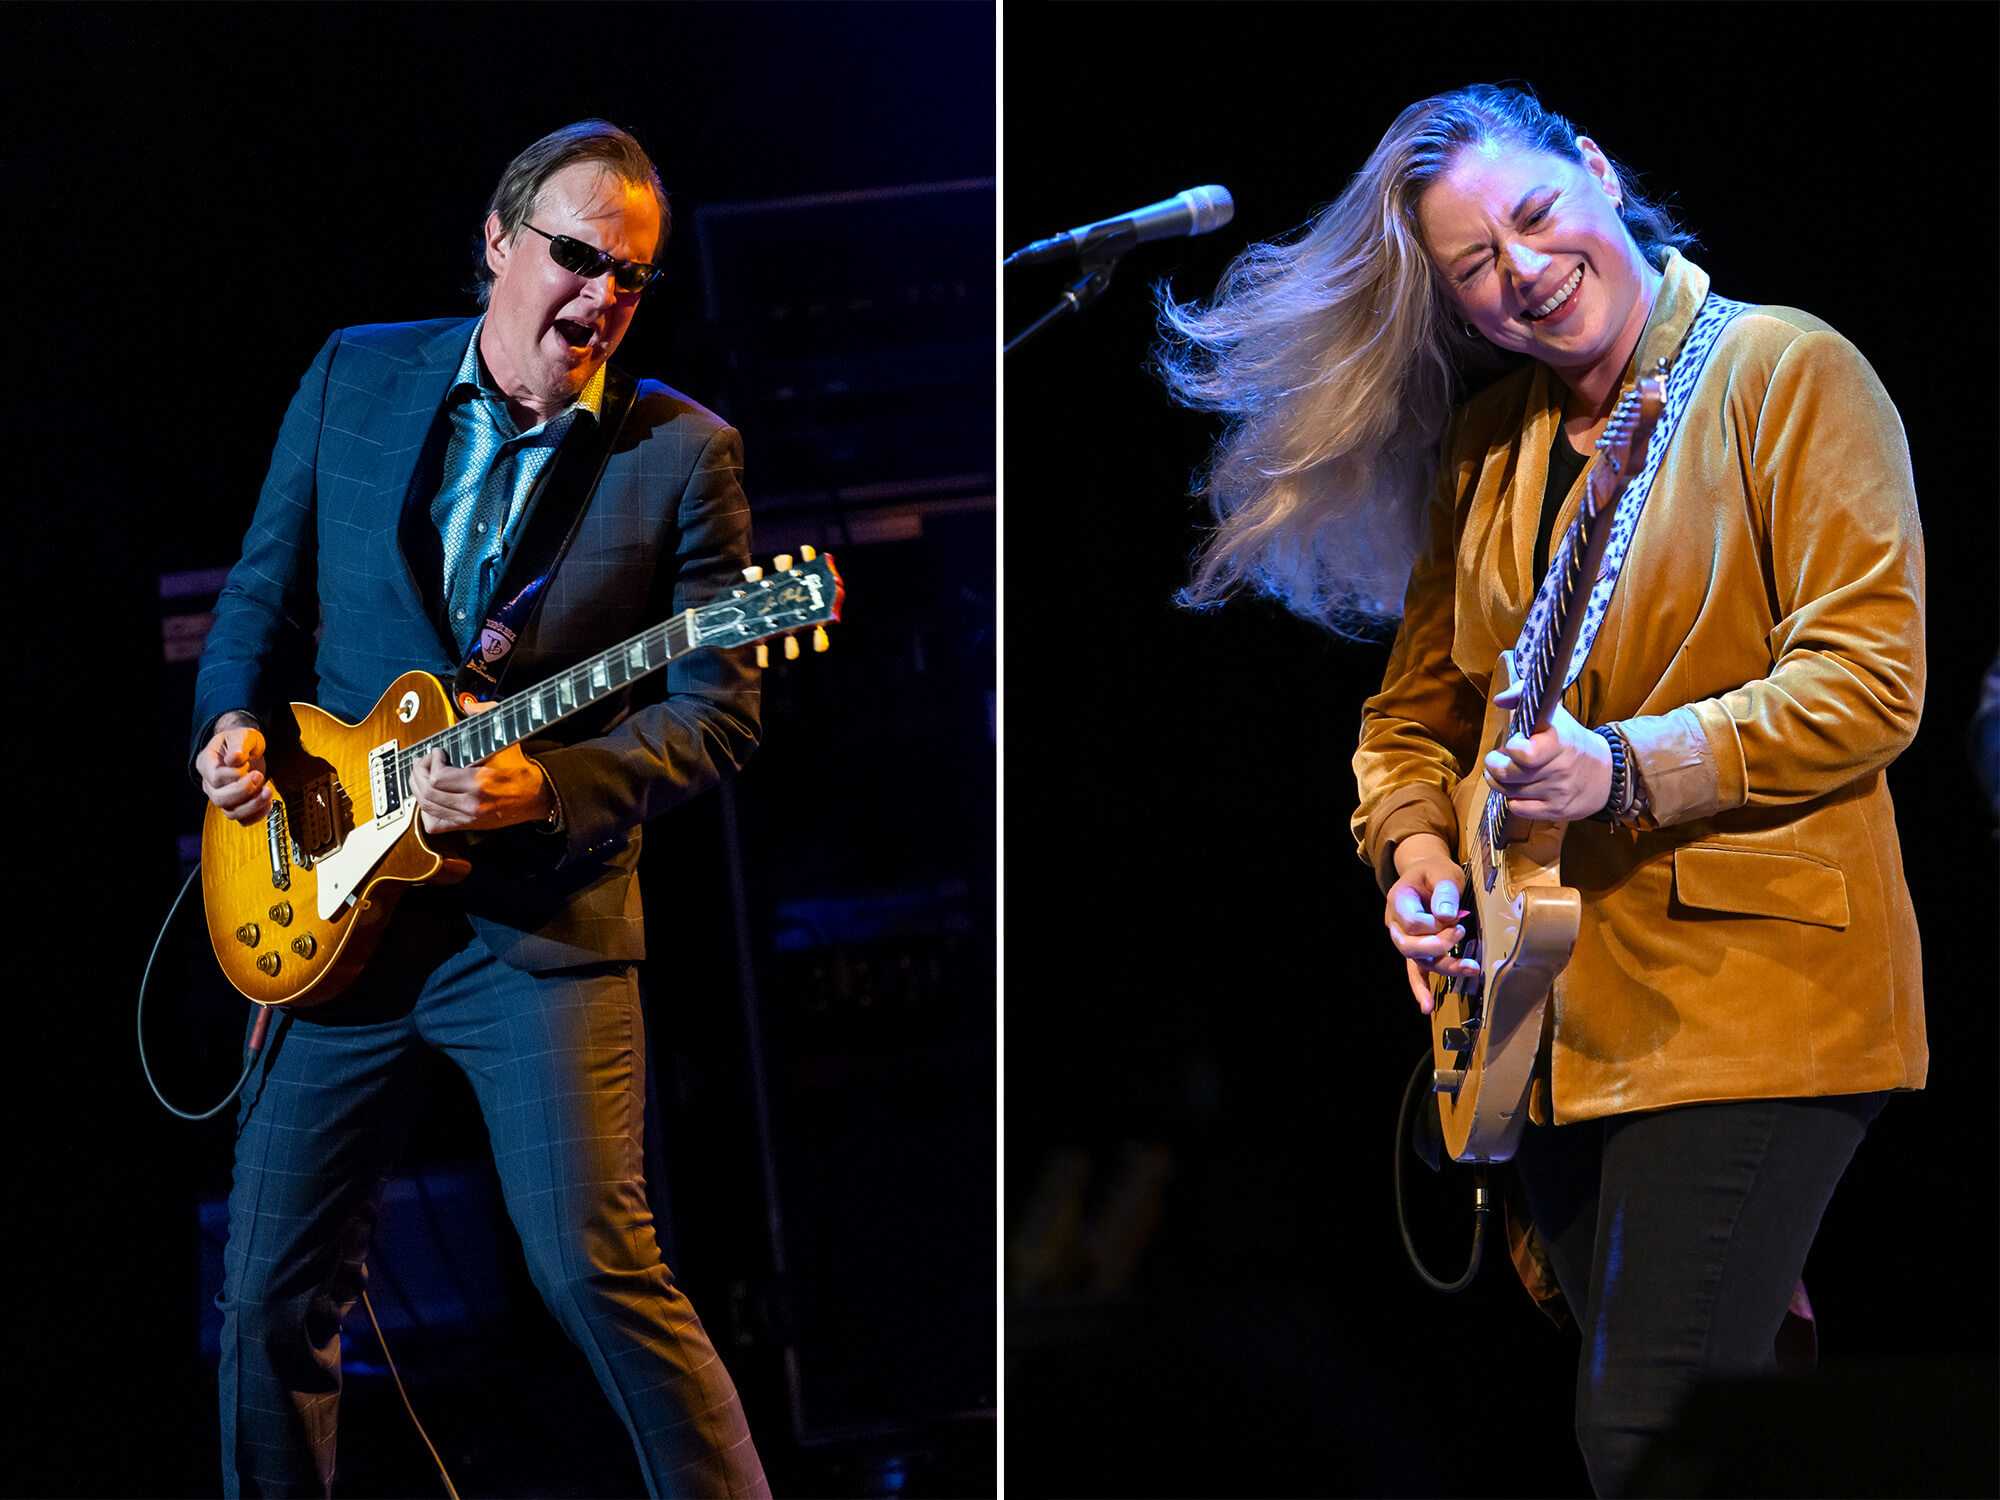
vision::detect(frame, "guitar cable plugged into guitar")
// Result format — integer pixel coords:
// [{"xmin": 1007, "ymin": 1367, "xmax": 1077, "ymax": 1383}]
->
[
  {"xmin": 138, "ymin": 862, "xmax": 275, "ymax": 1123},
  {"xmin": 1394, "ymin": 1046, "xmax": 1492, "ymax": 1294},
  {"xmin": 1389, "ymin": 366, "xmax": 1671, "ymax": 1295},
  {"xmin": 137, "ymin": 860, "xmax": 462, "ymax": 1500},
  {"xmin": 140, "ymin": 550, "xmax": 841, "ymax": 1496}
]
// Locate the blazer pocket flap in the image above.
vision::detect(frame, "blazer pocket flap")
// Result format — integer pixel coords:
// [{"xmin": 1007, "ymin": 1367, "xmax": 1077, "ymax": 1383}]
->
[{"xmin": 1672, "ymin": 845, "xmax": 1849, "ymax": 929}]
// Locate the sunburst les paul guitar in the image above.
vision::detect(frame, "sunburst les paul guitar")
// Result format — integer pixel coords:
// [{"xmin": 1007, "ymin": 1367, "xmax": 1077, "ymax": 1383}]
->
[
  {"xmin": 1427, "ymin": 367, "xmax": 1667, "ymax": 1163},
  {"xmin": 201, "ymin": 549, "xmax": 843, "ymax": 1010}
]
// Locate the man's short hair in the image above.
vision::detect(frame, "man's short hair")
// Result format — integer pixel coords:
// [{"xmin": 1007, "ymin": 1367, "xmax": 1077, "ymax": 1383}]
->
[{"xmin": 472, "ymin": 120, "xmax": 671, "ymax": 306}]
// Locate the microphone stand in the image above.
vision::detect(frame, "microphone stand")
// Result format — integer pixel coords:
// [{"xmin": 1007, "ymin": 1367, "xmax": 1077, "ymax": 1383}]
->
[{"xmin": 1003, "ymin": 250, "xmax": 1125, "ymax": 355}]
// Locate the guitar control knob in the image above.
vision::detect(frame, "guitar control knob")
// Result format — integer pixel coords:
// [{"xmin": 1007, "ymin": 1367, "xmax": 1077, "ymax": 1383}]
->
[
  {"xmin": 1433, "ymin": 1068, "xmax": 1466, "ymax": 1096},
  {"xmin": 256, "ymin": 952, "xmax": 282, "ymax": 977},
  {"xmin": 269, "ymin": 901, "xmax": 294, "ymax": 927},
  {"xmin": 290, "ymin": 934, "xmax": 317, "ymax": 960},
  {"xmin": 236, "ymin": 923, "xmax": 260, "ymax": 947}
]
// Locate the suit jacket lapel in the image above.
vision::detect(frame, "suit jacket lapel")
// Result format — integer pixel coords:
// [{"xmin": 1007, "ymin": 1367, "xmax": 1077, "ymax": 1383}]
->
[{"xmin": 376, "ymin": 318, "xmax": 479, "ymax": 655}]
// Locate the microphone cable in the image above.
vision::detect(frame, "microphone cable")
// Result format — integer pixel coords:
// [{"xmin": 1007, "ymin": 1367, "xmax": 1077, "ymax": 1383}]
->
[{"xmin": 361, "ymin": 1286, "xmax": 462, "ymax": 1500}]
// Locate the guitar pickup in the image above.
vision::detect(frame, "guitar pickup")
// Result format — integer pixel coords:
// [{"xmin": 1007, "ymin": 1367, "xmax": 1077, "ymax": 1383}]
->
[
  {"xmin": 290, "ymin": 772, "xmax": 346, "ymax": 866},
  {"xmin": 368, "ymin": 742, "xmax": 402, "ymax": 827}
]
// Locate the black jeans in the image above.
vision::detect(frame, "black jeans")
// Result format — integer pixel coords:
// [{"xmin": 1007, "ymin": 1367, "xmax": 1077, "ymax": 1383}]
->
[{"xmin": 1511, "ymin": 1091, "xmax": 1888, "ymax": 1498}]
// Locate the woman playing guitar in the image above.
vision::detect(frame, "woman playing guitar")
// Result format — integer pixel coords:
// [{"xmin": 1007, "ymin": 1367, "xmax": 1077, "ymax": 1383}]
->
[{"xmin": 1158, "ymin": 85, "xmax": 1925, "ymax": 1496}]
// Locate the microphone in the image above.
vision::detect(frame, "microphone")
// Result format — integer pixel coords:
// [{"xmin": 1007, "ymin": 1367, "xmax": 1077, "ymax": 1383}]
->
[{"xmin": 1004, "ymin": 185, "xmax": 1234, "ymax": 268}]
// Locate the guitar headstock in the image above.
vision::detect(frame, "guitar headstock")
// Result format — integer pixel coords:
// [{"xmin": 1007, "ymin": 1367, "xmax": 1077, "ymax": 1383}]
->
[
  {"xmin": 1589, "ymin": 357, "xmax": 1669, "ymax": 509},
  {"xmin": 708, "ymin": 546, "xmax": 845, "ymax": 664}
]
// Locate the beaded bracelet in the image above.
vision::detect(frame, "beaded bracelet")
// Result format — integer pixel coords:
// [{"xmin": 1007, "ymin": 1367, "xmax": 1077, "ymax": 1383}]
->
[{"xmin": 1591, "ymin": 724, "xmax": 1635, "ymax": 823}]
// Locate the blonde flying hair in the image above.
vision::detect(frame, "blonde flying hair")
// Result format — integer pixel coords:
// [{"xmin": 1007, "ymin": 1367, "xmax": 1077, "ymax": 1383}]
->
[{"xmin": 1156, "ymin": 84, "xmax": 1693, "ymax": 637}]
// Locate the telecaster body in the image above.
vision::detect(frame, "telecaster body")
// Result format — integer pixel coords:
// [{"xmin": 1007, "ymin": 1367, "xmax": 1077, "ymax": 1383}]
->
[
  {"xmin": 1424, "ymin": 366, "xmax": 1669, "ymax": 1162},
  {"xmin": 1428, "ymin": 651, "xmax": 1580, "ymax": 1163}
]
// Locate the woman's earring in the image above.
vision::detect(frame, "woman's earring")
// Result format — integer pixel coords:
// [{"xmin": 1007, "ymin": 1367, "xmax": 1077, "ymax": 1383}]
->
[{"xmin": 1461, "ymin": 318, "xmax": 1482, "ymax": 340}]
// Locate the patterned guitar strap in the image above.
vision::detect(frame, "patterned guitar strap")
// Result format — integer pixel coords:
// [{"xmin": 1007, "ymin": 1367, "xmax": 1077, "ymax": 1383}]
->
[
  {"xmin": 452, "ymin": 366, "xmax": 637, "ymax": 709},
  {"xmin": 1515, "ymin": 289, "xmax": 1751, "ymax": 691}
]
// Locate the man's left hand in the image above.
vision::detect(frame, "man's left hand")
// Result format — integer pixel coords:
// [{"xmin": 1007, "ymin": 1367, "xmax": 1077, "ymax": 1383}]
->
[
  {"xmin": 1482, "ymin": 684, "xmax": 1613, "ymax": 822},
  {"xmin": 410, "ymin": 705, "xmax": 556, "ymax": 833}
]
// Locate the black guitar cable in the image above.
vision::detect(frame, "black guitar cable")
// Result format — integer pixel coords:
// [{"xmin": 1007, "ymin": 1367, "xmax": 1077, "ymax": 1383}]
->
[
  {"xmin": 139, "ymin": 860, "xmax": 462, "ymax": 1499},
  {"xmin": 138, "ymin": 862, "xmax": 275, "ymax": 1121},
  {"xmin": 1393, "ymin": 1047, "xmax": 1491, "ymax": 1293}
]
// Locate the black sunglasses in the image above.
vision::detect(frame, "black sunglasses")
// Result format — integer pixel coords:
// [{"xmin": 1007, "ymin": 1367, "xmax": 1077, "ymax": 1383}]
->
[{"xmin": 519, "ymin": 223, "xmax": 662, "ymax": 294}]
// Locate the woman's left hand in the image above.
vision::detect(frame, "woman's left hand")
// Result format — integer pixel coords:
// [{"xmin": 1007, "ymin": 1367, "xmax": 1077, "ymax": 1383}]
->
[{"xmin": 1482, "ymin": 683, "xmax": 1613, "ymax": 821}]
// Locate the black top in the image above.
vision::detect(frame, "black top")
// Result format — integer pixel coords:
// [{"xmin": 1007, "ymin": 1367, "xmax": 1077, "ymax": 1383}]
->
[{"xmin": 1536, "ymin": 424, "xmax": 1590, "ymax": 588}]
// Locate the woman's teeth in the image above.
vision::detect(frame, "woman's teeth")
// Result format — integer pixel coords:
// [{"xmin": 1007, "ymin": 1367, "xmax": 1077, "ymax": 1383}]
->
[{"xmin": 1527, "ymin": 264, "xmax": 1584, "ymax": 320}]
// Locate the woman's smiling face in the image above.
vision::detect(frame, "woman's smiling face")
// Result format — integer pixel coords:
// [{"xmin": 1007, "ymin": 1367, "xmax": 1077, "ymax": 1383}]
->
[{"xmin": 1418, "ymin": 136, "xmax": 1659, "ymax": 403}]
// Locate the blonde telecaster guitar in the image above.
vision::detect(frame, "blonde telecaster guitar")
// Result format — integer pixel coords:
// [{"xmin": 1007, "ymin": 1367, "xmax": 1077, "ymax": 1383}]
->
[
  {"xmin": 201, "ymin": 550, "xmax": 842, "ymax": 1009},
  {"xmin": 1428, "ymin": 367, "xmax": 1667, "ymax": 1163}
]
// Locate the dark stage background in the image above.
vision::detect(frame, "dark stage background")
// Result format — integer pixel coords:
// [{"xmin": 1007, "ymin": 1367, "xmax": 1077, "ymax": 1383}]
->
[
  {"xmin": 17, "ymin": 5, "xmax": 992, "ymax": 1499},
  {"xmin": 1001, "ymin": 5, "xmax": 1998, "ymax": 1498}
]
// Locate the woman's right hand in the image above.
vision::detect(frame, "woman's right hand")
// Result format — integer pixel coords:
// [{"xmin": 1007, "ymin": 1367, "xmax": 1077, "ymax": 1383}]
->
[{"xmin": 1384, "ymin": 832, "xmax": 1479, "ymax": 1013}]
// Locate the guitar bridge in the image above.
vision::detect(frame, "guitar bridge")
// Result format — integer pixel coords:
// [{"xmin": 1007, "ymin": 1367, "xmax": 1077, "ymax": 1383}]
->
[{"xmin": 265, "ymin": 802, "xmax": 291, "ymax": 891}]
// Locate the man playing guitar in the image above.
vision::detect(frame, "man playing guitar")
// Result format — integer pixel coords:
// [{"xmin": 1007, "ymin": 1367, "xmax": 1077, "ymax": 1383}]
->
[{"xmin": 193, "ymin": 120, "xmax": 771, "ymax": 1498}]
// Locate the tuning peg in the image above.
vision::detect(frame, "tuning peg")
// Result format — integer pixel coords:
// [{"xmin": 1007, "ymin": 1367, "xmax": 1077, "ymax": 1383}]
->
[
  {"xmin": 812, "ymin": 626, "xmax": 829, "ymax": 653},
  {"xmin": 783, "ymin": 634, "xmax": 800, "ymax": 661},
  {"xmin": 800, "ymin": 544, "xmax": 817, "ymax": 562},
  {"xmin": 772, "ymin": 553, "xmax": 794, "ymax": 573},
  {"xmin": 755, "ymin": 642, "xmax": 769, "ymax": 668},
  {"xmin": 742, "ymin": 565, "xmax": 764, "ymax": 582}
]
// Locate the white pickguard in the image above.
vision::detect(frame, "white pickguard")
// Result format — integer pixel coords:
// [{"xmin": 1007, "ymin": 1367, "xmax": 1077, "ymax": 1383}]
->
[
  {"xmin": 314, "ymin": 803, "xmax": 416, "ymax": 920},
  {"xmin": 313, "ymin": 750, "xmax": 418, "ymax": 920}
]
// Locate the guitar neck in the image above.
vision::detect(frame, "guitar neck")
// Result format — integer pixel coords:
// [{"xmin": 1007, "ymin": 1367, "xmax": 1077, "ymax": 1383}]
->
[
  {"xmin": 1507, "ymin": 362, "xmax": 1668, "ymax": 738},
  {"xmin": 1477, "ymin": 367, "xmax": 1666, "ymax": 850},
  {"xmin": 404, "ymin": 610, "xmax": 700, "ymax": 775},
  {"xmin": 1510, "ymin": 477, "xmax": 1615, "ymax": 737},
  {"xmin": 384, "ymin": 549, "xmax": 841, "ymax": 788}
]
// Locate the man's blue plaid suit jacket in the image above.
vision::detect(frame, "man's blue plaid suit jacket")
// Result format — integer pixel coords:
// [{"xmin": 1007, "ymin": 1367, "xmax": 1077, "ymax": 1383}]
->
[{"xmin": 192, "ymin": 316, "xmax": 761, "ymax": 971}]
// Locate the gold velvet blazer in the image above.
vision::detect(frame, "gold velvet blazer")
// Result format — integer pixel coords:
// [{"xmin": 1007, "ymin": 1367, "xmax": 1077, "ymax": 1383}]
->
[{"xmin": 1353, "ymin": 253, "xmax": 1927, "ymax": 1123}]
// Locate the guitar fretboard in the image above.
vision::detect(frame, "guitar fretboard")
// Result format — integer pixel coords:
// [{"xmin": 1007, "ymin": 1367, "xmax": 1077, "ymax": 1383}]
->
[
  {"xmin": 375, "ymin": 551, "xmax": 841, "ymax": 800},
  {"xmin": 1511, "ymin": 497, "xmax": 1606, "ymax": 739},
  {"xmin": 1478, "ymin": 498, "xmax": 1606, "ymax": 852},
  {"xmin": 394, "ymin": 611, "xmax": 700, "ymax": 792},
  {"xmin": 1479, "ymin": 372, "xmax": 1662, "ymax": 854}
]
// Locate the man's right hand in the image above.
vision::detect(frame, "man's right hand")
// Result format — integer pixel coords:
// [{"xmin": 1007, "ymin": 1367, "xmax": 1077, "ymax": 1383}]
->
[{"xmin": 197, "ymin": 712, "xmax": 272, "ymax": 825}]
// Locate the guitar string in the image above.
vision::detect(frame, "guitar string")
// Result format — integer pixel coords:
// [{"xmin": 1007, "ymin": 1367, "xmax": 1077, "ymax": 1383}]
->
[
  {"xmin": 1514, "ymin": 382, "xmax": 1644, "ymax": 732},
  {"xmin": 396, "ymin": 580, "xmax": 823, "ymax": 781},
  {"xmin": 264, "ymin": 573, "xmax": 825, "ymax": 863},
  {"xmin": 398, "ymin": 612, "xmax": 697, "ymax": 783},
  {"xmin": 1479, "ymin": 381, "xmax": 1650, "ymax": 854}
]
